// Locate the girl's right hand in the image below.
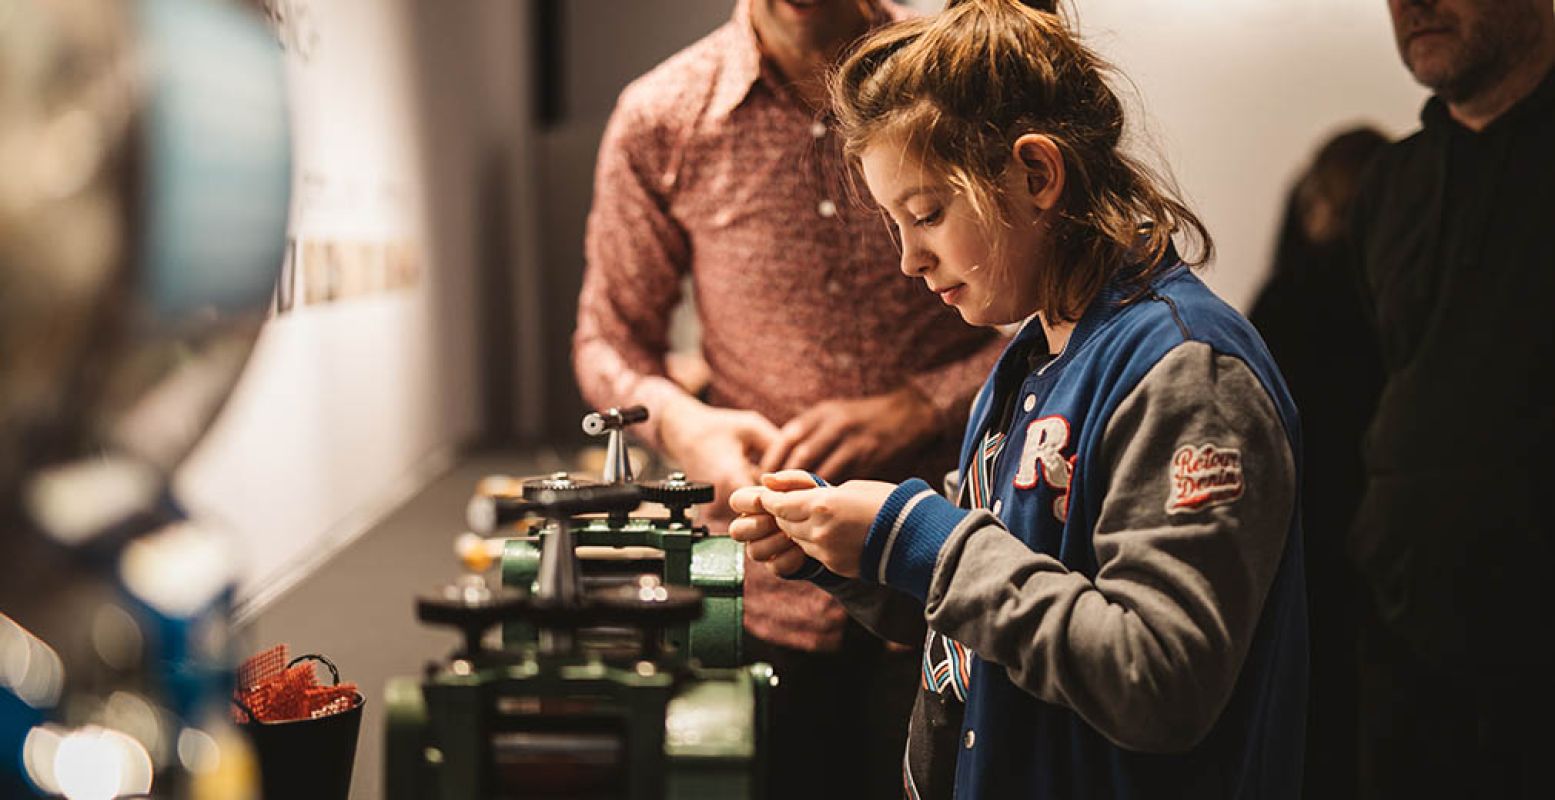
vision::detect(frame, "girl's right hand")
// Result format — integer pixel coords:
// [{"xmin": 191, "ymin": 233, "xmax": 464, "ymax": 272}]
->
[
  {"xmin": 729, "ymin": 475, "xmax": 819, "ymax": 577},
  {"xmin": 731, "ymin": 471, "xmax": 894, "ymax": 579}
]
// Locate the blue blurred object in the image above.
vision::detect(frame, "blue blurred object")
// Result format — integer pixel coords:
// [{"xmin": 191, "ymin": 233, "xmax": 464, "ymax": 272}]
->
[{"xmin": 139, "ymin": 0, "xmax": 292, "ymax": 319}]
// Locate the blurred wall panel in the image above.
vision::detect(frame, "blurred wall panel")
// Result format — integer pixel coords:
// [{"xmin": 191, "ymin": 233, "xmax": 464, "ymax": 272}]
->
[{"xmin": 177, "ymin": 0, "xmax": 481, "ymax": 615}]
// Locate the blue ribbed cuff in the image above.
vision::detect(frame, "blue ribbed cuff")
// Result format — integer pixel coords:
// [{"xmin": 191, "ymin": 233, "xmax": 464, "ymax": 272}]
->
[{"xmin": 861, "ymin": 478, "xmax": 966, "ymax": 601}]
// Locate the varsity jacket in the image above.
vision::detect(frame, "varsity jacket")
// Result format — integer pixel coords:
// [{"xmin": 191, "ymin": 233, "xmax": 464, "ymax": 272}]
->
[{"xmin": 824, "ymin": 266, "xmax": 1307, "ymax": 798}]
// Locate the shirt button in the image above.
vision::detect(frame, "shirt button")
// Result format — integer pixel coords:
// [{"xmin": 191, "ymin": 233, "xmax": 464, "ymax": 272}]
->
[
  {"xmin": 992, "ymin": 499, "xmax": 1003, "ymax": 516},
  {"xmin": 963, "ymin": 729, "xmax": 976, "ymax": 749},
  {"xmin": 1023, "ymin": 394, "xmax": 1036, "ymax": 412},
  {"xmin": 817, "ymin": 199, "xmax": 837, "ymax": 218},
  {"xmin": 810, "ymin": 120, "xmax": 827, "ymax": 139}
]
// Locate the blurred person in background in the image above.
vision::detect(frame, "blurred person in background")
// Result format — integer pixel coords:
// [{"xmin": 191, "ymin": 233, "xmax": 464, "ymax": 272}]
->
[
  {"xmin": 1248, "ymin": 125, "xmax": 1387, "ymax": 800},
  {"xmin": 571, "ymin": 2, "xmax": 1012, "ymax": 796},
  {"xmin": 1350, "ymin": 0, "xmax": 1555, "ymax": 795}
]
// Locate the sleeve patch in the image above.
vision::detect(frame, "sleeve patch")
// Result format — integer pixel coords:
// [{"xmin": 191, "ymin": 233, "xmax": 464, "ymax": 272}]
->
[{"xmin": 1167, "ymin": 443, "xmax": 1244, "ymax": 514}]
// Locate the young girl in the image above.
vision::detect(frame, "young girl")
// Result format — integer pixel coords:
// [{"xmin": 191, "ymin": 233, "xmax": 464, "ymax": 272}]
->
[{"xmin": 728, "ymin": 1, "xmax": 1306, "ymax": 797}]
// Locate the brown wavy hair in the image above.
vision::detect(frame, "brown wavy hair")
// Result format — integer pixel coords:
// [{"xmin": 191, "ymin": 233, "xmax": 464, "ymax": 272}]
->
[{"xmin": 828, "ymin": 0, "xmax": 1212, "ymax": 323}]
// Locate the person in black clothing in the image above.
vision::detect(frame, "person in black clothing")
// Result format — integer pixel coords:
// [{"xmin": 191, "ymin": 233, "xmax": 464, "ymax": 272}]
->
[
  {"xmin": 1250, "ymin": 126, "xmax": 1388, "ymax": 800},
  {"xmin": 1351, "ymin": 1, "xmax": 1555, "ymax": 796}
]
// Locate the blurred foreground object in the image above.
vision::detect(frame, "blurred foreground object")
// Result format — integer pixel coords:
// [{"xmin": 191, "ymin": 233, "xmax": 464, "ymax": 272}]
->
[{"xmin": 0, "ymin": 0, "xmax": 290, "ymax": 797}]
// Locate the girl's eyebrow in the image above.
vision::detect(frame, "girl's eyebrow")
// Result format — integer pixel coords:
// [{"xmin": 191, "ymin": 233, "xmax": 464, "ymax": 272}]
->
[{"xmin": 891, "ymin": 186, "xmax": 936, "ymax": 207}]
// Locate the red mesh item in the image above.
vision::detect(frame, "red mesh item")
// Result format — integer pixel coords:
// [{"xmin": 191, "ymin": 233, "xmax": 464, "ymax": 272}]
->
[
  {"xmin": 234, "ymin": 646, "xmax": 358, "ymax": 723},
  {"xmin": 265, "ymin": 664, "xmax": 315, "ymax": 721},
  {"xmin": 238, "ymin": 644, "xmax": 287, "ymax": 692},
  {"xmin": 305, "ymin": 684, "xmax": 360, "ymax": 719}
]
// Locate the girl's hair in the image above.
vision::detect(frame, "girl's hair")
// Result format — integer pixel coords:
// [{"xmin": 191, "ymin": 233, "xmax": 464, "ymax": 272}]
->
[{"xmin": 829, "ymin": 0, "xmax": 1212, "ymax": 323}]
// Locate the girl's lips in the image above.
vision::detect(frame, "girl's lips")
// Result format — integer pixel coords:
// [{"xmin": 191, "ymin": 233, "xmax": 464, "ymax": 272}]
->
[{"xmin": 937, "ymin": 285, "xmax": 965, "ymax": 305}]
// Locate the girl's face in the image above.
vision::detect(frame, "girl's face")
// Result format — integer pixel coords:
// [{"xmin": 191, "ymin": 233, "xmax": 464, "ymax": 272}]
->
[{"xmin": 860, "ymin": 139, "xmax": 1050, "ymax": 328}]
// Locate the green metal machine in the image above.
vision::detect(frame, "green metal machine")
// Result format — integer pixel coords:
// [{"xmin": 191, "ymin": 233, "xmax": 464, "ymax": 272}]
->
[
  {"xmin": 497, "ymin": 406, "xmax": 745, "ymax": 667},
  {"xmin": 384, "ymin": 408, "xmax": 768, "ymax": 799}
]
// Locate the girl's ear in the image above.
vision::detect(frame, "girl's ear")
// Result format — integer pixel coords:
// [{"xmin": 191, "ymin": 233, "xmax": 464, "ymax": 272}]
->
[{"xmin": 1013, "ymin": 134, "xmax": 1065, "ymax": 212}]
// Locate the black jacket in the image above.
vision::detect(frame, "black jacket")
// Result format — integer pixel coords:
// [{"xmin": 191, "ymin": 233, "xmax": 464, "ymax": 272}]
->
[{"xmin": 1350, "ymin": 66, "xmax": 1555, "ymax": 672}]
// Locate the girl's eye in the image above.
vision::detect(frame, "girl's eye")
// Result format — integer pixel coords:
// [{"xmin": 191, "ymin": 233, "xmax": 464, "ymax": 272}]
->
[{"xmin": 913, "ymin": 208, "xmax": 943, "ymax": 227}]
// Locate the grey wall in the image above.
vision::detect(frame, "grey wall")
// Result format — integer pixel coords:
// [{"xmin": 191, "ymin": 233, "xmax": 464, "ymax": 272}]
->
[{"xmin": 532, "ymin": 0, "xmax": 734, "ymax": 439}]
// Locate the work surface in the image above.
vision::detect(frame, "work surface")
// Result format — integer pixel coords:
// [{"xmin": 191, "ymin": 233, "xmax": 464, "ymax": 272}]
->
[{"xmin": 239, "ymin": 450, "xmax": 558, "ymax": 800}]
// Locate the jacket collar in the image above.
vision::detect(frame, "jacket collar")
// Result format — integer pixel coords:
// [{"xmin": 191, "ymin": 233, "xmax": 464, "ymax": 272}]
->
[{"xmin": 1004, "ymin": 245, "xmax": 1189, "ymax": 375}]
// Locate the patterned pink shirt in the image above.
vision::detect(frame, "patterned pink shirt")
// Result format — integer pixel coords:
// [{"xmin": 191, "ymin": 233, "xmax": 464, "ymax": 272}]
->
[{"xmin": 573, "ymin": 0, "xmax": 1003, "ymax": 651}]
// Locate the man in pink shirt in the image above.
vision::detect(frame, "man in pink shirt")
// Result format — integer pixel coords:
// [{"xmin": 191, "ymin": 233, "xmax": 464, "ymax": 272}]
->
[{"xmin": 574, "ymin": 1, "xmax": 1001, "ymax": 795}]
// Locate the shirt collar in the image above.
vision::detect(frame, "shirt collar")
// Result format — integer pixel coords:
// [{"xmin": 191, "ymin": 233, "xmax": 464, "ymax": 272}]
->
[
  {"xmin": 708, "ymin": 0, "xmax": 907, "ymax": 120},
  {"xmin": 706, "ymin": 0, "xmax": 765, "ymax": 120}
]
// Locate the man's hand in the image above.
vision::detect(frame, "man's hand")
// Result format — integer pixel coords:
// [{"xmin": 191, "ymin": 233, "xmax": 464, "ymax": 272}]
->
[
  {"xmin": 759, "ymin": 385, "xmax": 939, "ymax": 484},
  {"xmin": 731, "ymin": 470, "xmax": 895, "ymax": 578},
  {"xmin": 658, "ymin": 394, "xmax": 780, "ymax": 521}
]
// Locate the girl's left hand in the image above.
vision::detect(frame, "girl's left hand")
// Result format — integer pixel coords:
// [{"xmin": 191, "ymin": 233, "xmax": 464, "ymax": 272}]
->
[{"xmin": 737, "ymin": 470, "xmax": 896, "ymax": 579}]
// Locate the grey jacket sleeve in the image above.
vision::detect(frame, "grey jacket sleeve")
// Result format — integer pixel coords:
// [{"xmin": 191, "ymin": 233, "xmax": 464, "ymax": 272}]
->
[
  {"xmin": 922, "ymin": 342, "xmax": 1296, "ymax": 753},
  {"xmin": 822, "ymin": 579, "xmax": 928, "ymax": 646}
]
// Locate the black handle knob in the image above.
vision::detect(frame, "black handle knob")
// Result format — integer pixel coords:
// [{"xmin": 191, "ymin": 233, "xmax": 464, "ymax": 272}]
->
[{"xmin": 581, "ymin": 405, "xmax": 649, "ymax": 436}]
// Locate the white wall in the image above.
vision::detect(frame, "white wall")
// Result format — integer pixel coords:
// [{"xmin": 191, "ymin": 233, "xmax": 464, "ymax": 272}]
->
[
  {"xmin": 176, "ymin": 0, "xmax": 480, "ymax": 616},
  {"xmin": 1068, "ymin": 0, "xmax": 1427, "ymax": 309}
]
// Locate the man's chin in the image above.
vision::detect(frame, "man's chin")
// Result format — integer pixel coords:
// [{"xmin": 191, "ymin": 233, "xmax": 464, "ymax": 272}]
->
[{"xmin": 1404, "ymin": 44, "xmax": 1471, "ymax": 94}]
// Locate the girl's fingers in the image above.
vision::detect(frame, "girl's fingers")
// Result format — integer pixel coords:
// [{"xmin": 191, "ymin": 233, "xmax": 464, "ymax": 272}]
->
[
  {"xmin": 728, "ymin": 485, "xmax": 768, "ymax": 515},
  {"xmin": 760, "ymin": 487, "xmax": 824, "ymax": 523},
  {"xmin": 728, "ymin": 512, "xmax": 779, "ymax": 542},
  {"xmin": 768, "ymin": 546, "xmax": 812, "ymax": 577},
  {"xmin": 744, "ymin": 531, "xmax": 797, "ymax": 564},
  {"xmin": 760, "ymin": 470, "xmax": 824, "ymax": 491}
]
